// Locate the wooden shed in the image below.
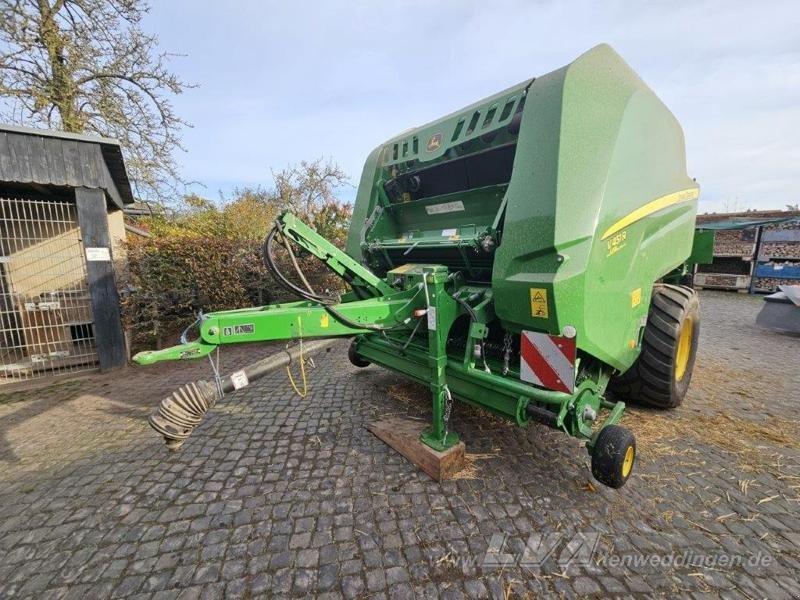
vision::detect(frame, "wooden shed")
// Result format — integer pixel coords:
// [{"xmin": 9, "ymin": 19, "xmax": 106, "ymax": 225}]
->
[{"xmin": 0, "ymin": 124, "xmax": 133, "ymax": 385}]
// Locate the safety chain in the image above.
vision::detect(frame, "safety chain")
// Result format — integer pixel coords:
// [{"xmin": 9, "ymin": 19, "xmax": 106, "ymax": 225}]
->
[
  {"xmin": 481, "ymin": 339, "xmax": 491, "ymax": 374},
  {"xmin": 442, "ymin": 384, "xmax": 453, "ymax": 441},
  {"xmin": 502, "ymin": 331, "xmax": 513, "ymax": 375}
]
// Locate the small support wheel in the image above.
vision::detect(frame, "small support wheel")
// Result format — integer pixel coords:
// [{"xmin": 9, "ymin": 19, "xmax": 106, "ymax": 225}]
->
[
  {"xmin": 348, "ymin": 339, "xmax": 370, "ymax": 368},
  {"xmin": 591, "ymin": 425, "xmax": 636, "ymax": 489}
]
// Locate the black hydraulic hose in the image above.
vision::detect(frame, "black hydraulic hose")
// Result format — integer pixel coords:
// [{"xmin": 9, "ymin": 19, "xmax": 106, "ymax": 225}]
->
[
  {"xmin": 525, "ymin": 403, "xmax": 558, "ymax": 428},
  {"xmin": 263, "ymin": 221, "xmax": 410, "ymax": 333},
  {"xmin": 455, "ymin": 296, "xmax": 479, "ymax": 322},
  {"xmin": 455, "ymin": 295, "xmax": 488, "ymax": 364},
  {"xmin": 279, "ymin": 223, "xmax": 317, "ymax": 295},
  {"xmin": 263, "ymin": 225, "xmax": 331, "ymax": 303}
]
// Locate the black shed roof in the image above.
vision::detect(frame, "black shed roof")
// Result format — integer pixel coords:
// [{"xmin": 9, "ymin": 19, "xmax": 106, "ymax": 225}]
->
[{"xmin": 0, "ymin": 124, "xmax": 134, "ymax": 207}]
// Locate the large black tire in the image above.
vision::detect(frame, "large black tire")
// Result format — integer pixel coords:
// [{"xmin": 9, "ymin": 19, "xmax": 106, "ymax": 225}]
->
[
  {"xmin": 348, "ymin": 339, "xmax": 370, "ymax": 368},
  {"xmin": 611, "ymin": 284, "xmax": 700, "ymax": 409},
  {"xmin": 591, "ymin": 425, "xmax": 636, "ymax": 489}
]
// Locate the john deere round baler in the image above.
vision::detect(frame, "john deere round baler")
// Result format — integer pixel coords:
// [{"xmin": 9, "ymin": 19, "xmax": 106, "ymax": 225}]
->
[{"xmin": 135, "ymin": 44, "xmax": 701, "ymax": 488}]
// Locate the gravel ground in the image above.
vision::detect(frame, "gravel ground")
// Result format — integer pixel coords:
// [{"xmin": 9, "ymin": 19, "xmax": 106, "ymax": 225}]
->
[{"xmin": 0, "ymin": 290, "xmax": 798, "ymax": 599}]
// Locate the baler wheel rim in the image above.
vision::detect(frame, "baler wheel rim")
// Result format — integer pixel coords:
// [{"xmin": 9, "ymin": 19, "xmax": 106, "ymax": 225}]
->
[
  {"xmin": 675, "ymin": 316, "xmax": 693, "ymax": 382},
  {"xmin": 621, "ymin": 445, "xmax": 635, "ymax": 477}
]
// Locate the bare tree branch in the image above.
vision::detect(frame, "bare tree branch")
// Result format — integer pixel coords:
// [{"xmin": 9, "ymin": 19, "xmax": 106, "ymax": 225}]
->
[{"xmin": 0, "ymin": 0, "xmax": 192, "ymax": 202}]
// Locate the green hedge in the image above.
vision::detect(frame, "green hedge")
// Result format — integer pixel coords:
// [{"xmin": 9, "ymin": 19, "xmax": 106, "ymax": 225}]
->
[
  {"xmin": 122, "ymin": 234, "xmax": 344, "ymax": 350},
  {"xmin": 121, "ymin": 161, "xmax": 352, "ymax": 350}
]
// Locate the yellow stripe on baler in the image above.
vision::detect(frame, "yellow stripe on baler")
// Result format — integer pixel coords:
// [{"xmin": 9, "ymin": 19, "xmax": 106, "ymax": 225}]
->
[{"xmin": 601, "ymin": 187, "xmax": 700, "ymax": 241}]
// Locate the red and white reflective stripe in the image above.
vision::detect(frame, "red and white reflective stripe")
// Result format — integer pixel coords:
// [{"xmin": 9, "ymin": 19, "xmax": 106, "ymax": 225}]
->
[{"xmin": 519, "ymin": 330, "xmax": 576, "ymax": 394}]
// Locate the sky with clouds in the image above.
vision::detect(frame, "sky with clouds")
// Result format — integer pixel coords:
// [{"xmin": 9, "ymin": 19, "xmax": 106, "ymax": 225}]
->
[{"xmin": 145, "ymin": 0, "xmax": 800, "ymax": 213}]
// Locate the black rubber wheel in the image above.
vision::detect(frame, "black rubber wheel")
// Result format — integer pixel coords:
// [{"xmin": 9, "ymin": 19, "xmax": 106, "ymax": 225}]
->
[
  {"xmin": 348, "ymin": 339, "xmax": 370, "ymax": 368},
  {"xmin": 591, "ymin": 425, "xmax": 636, "ymax": 489},
  {"xmin": 611, "ymin": 284, "xmax": 700, "ymax": 409}
]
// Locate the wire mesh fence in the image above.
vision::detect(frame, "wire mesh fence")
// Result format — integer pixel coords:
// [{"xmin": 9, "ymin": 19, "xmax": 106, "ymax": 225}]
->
[{"xmin": 0, "ymin": 197, "xmax": 99, "ymax": 384}]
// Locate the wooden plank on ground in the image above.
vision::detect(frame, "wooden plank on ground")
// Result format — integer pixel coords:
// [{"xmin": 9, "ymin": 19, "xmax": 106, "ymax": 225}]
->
[{"xmin": 368, "ymin": 416, "xmax": 465, "ymax": 481}]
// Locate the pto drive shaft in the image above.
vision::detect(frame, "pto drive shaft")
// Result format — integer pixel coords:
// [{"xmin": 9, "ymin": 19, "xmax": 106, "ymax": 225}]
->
[{"xmin": 149, "ymin": 339, "xmax": 335, "ymax": 450}]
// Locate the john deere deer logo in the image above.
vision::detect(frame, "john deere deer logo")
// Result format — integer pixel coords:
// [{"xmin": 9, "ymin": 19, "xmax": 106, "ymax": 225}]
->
[{"xmin": 427, "ymin": 133, "xmax": 442, "ymax": 152}]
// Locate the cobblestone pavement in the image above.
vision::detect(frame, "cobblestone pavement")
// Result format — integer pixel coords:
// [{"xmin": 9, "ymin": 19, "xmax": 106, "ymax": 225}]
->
[{"xmin": 1, "ymin": 291, "xmax": 799, "ymax": 599}]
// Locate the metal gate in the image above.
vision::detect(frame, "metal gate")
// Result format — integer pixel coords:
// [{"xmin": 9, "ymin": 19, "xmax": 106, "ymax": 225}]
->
[{"xmin": 0, "ymin": 197, "xmax": 99, "ymax": 384}]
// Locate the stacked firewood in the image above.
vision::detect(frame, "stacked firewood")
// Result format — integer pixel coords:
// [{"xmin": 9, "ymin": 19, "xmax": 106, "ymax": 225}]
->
[
  {"xmin": 754, "ymin": 277, "xmax": 799, "ymax": 292},
  {"xmin": 760, "ymin": 242, "xmax": 800, "ymax": 259},
  {"xmin": 713, "ymin": 230, "xmax": 756, "ymax": 256},
  {"xmin": 700, "ymin": 274, "xmax": 742, "ymax": 287}
]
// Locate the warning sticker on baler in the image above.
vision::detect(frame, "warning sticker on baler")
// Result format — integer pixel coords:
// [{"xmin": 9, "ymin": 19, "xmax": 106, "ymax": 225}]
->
[
  {"xmin": 427, "ymin": 133, "xmax": 443, "ymax": 152},
  {"xmin": 529, "ymin": 288, "xmax": 549, "ymax": 318},
  {"xmin": 631, "ymin": 288, "xmax": 642, "ymax": 307}
]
